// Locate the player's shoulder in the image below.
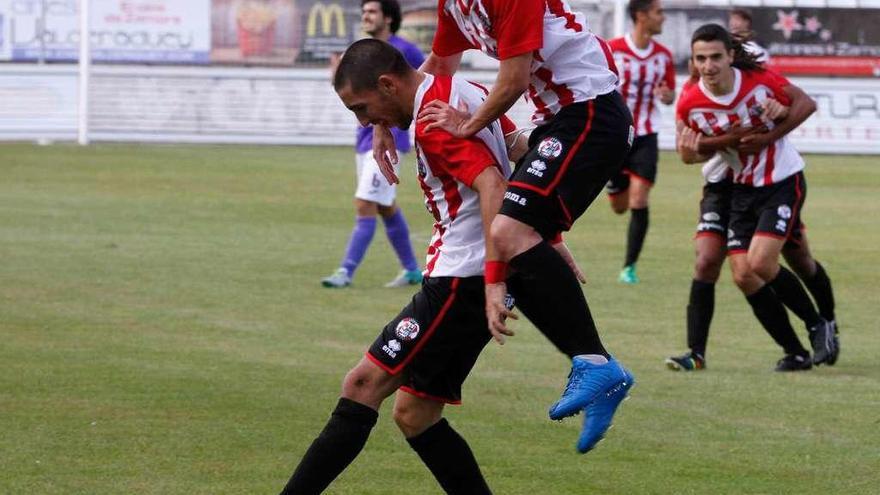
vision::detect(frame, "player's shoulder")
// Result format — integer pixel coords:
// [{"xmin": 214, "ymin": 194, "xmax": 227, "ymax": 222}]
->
[
  {"xmin": 676, "ymin": 82, "xmax": 708, "ymax": 111},
  {"xmin": 607, "ymin": 36, "xmax": 628, "ymax": 52},
  {"xmin": 652, "ymin": 40, "xmax": 674, "ymax": 58}
]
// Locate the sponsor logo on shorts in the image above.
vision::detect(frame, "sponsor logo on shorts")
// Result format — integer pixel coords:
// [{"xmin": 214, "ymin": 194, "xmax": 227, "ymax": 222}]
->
[
  {"xmin": 698, "ymin": 222, "xmax": 722, "ymax": 232},
  {"xmin": 526, "ymin": 160, "xmax": 546, "ymax": 177},
  {"xmin": 728, "ymin": 239, "xmax": 742, "ymax": 247},
  {"xmin": 777, "ymin": 205, "xmax": 792, "ymax": 219},
  {"xmin": 537, "ymin": 137, "xmax": 563, "ymax": 159},
  {"xmin": 627, "ymin": 125, "xmax": 635, "ymax": 146},
  {"xmin": 776, "ymin": 219, "xmax": 788, "ymax": 232},
  {"xmin": 703, "ymin": 212, "xmax": 721, "ymax": 222},
  {"xmin": 504, "ymin": 191, "xmax": 527, "ymax": 206},
  {"xmin": 382, "ymin": 338, "xmax": 401, "ymax": 358},
  {"xmin": 395, "ymin": 318, "xmax": 420, "ymax": 341}
]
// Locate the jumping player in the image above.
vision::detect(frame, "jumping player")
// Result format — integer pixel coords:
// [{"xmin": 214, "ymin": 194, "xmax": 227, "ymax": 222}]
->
[
  {"xmin": 606, "ymin": 0, "xmax": 675, "ymax": 284},
  {"xmin": 674, "ymin": 24, "xmax": 838, "ymax": 371}
]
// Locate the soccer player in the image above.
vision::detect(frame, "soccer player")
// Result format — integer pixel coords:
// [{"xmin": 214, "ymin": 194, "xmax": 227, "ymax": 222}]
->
[
  {"xmin": 371, "ymin": 0, "xmax": 636, "ymax": 455},
  {"xmin": 279, "ymin": 38, "xmax": 519, "ymax": 494},
  {"xmin": 606, "ymin": 0, "xmax": 675, "ymax": 284},
  {"xmin": 320, "ymin": 0, "xmax": 425, "ymax": 289},
  {"xmin": 674, "ymin": 24, "xmax": 838, "ymax": 371},
  {"xmin": 728, "ymin": 8, "xmax": 770, "ymax": 63}
]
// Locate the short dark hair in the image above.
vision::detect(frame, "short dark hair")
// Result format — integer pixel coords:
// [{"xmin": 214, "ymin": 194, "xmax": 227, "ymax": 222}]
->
[
  {"xmin": 362, "ymin": 0, "xmax": 402, "ymax": 34},
  {"xmin": 729, "ymin": 8, "xmax": 753, "ymax": 28},
  {"xmin": 334, "ymin": 39, "xmax": 412, "ymax": 92},
  {"xmin": 691, "ymin": 23, "xmax": 762, "ymax": 72},
  {"xmin": 628, "ymin": 0, "xmax": 655, "ymax": 23}
]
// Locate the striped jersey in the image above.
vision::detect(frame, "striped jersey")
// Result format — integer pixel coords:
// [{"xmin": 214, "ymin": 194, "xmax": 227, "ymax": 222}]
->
[
  {"xmin": 676, "ymin": 68, "xmax": 804, "ymax": 187},
  {"xmin": 608, "ymin": 34, "xmax": 675, "ymax": 137},
  {"xmin": 413, "ymin": 74, "xmax": 514, "ymax": 278},
  {"xmin": 432, "ymin": 0, "xmax": 619, "ymax": 126}
]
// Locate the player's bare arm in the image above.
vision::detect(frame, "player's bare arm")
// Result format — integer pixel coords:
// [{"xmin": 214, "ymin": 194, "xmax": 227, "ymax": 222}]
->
[
  {"xmin": 419, "ymin": 51, "xmax": 462, "ymax": 76},
  {"xmin": 419, "ymin": 52, "xmax": 532, "ymax": 138},
  {"xmin": 738, "ymin": 84, "xmax": 816, "ymax": 155},
  {"xmin": 471, "ymin": 166, "xmax": 517, "ymax": 344},
  {"xmin": 504, "ymin": 128, "xmax": 530, "ymax": 163},
  {"xmin": 678, "ymin": 126, "xmax": 712, "ymax": 164}
]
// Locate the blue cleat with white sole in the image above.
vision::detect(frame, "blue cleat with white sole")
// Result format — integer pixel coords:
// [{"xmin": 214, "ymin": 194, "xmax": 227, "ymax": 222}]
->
[
  {"xmin": 549, "ymin": 356, "xmax": 631, "ymax": 420},
  {"xmin": 576, "ymin": 368, "xmax": 635, "ymax": 453}
]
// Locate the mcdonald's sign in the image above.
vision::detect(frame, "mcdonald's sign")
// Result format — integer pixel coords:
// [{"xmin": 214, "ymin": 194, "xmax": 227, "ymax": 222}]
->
[{"xmin": 306, "ymin": 2, "xmax": 346, "ymax": 38}]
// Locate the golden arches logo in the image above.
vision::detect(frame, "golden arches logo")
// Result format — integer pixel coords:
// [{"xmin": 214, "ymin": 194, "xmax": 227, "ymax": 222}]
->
[{"xmin": 306, "ymin": 2, "xmax": 346, "ymax": 37}]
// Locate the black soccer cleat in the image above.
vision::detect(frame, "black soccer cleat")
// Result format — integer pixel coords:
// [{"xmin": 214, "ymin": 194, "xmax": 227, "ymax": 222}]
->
[
  {"xmin": 775, "ymin": 353, "xmax": 813, "ymax": 372},
  {"xmin": 665, "ymin": 352, "xmax": 705, "ymax": 371},
  {"xmin": 809, "ymin": 319, "xmax": 839, "ymax": 366},
  {"xmin": 826, "ymin": 320, "xmax": 840, "ymax": 366}
]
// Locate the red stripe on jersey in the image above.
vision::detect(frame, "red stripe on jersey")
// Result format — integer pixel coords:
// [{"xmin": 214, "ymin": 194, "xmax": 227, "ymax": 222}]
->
[
  {"xmin": 535, "ymin": 67, "xmax": 574, "ymax": 108},
  {"xmin": 597, "ymin": 36, "xmax": 618, "ymax": 76},
  {"xmin": 764, "ymin": 142, "xmax": 776, "ymax": 185},
  {"xmin": 529, "ymin": 85, "xmax": 553, "ymax": 121},
  {"xmin": 619, "ymin": 58, "xmax": 630, "ymax": 108},
  {"xmin": 388, "ymin": 278, "xmax": 460, "ymax": 374},
  {"xmin": 644, "ymin": 59, "xmax": 658, "ymax": 134},
  {"xmin": 632, "ymin": 62, "xmax": 647, "ymax": 135},
  {"xmin": 468, "ymin": 80, "xmax": 490, "ymax": 95},
  {"xmin": 546, "ymin": 0, "xmax": 582, "ymax": 32},
  {"xmin": 418, "ymin": 170, "xmax": 442, "ymax": 223}
]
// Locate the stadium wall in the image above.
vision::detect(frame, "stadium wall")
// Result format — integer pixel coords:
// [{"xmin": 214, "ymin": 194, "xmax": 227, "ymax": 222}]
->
[{"xmin": 0, "ymin": 64, "xmax": 878, "ymax": 154}]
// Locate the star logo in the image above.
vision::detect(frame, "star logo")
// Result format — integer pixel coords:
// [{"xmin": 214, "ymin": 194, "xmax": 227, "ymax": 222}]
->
[
  {"xmin": 804, "ymin": 16, "xmax": 822, "ymax": 34},
  {"xmin": 772, "ymin": 10, "xmax": 803, "ymax": 40}
]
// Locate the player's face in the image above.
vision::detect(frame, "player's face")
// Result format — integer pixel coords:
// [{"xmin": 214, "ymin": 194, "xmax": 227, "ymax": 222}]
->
[
  {"xmin": 337, "ymin": 82, "xmax": 410, "ymax": 129},
  {"xmin": 361, "ymin": 1, "xmax": 390, "ymax": 37},
  {"xmin": 643, "ymin": 0, "xmax": 666, "ymax": 35},
  {"xmin": 728, "ymin": 14, "xmax": 750, "ymax": 36},
  {"xmin": 692, "ymin": 40, "xmax": 734, "ymax": 89}
]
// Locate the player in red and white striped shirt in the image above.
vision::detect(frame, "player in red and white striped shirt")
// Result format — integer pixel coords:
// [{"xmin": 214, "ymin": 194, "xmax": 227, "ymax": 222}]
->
[
  {"xmin": 606, "ymin": 0, "xmax": 676, "ymax": 284},
  {"xmin": 676, "ymin": 24, "xmax": 838, "ymax": 371}
]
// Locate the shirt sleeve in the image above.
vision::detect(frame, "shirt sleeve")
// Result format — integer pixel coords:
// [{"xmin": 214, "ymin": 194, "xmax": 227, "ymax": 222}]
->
[
  {"xmin": 764, "ymin": 69, "xmax": 793, "ymax": 105},
  {"xmin": 417, "ymin": 125, "xmax": 498, "ymax": 188},
  {"xmin": 664, "ymin": 55, "xmax": 676, "ymax": 91},
  {"xmin": 493, "ymin": 0, "xmax": 543, "ymax": 59},
  {"xmin": 432, "ymin": 6, "xmax": 475, "ymax": 57}
]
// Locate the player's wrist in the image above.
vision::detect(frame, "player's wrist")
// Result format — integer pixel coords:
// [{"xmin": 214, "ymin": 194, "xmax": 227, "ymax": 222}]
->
[{"xmin": 484, "ymin": 260, "xmax": 508, "ymax": 284}]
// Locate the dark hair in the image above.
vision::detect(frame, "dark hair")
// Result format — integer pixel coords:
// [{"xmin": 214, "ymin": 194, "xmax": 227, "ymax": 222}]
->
[
  {"xmin": 729, "ymin": 8, "xmax": 753, "ymax": 28},
  {"xmin": 691, "ymin": 23, "xmax": 763, "ymax": 71},
  {"xmin": 362, "ymin": 0, "xmax": 402, "ymax": 34},
  {"xmin": 628, "ymin": 0, "xmax": 655, "ymax": 23},
  {"xmin": 334, "ymin": 39, "xmax": 412, "ymax": 92}
]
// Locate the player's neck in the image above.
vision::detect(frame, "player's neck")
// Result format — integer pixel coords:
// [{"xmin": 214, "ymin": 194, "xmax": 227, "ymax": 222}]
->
[
  {"xmin": 372, "ymin": 30, "xmax": 392, "ymax": 42},
  {"xmin": 704, "ymin": 68, "xmax": 736, "ymax": 96},
  {"xmin": 630, "ymin": 27, "xmax": 652, "ymax": 49}
]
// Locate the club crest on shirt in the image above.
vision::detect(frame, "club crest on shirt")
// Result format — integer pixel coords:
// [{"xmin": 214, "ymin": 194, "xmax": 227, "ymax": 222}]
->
[
  {"xmin": 395, "ymin": 317, "xmax": 420, "ymax": 341},
  {"xmin": 537, "ymin": 137, "xmax": 563, "ymax": 159}
]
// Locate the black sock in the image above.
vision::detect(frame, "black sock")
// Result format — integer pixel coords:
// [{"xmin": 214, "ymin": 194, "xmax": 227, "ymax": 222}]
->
[
  {"xmin": 280, "ymin": 398, "xmax": 378, "ymax": 495},
  {"xmin": 686, "ymin": 279, "xmax": 715, "ymax": 358},
  {"xmin": 624, "ymin": 207, "xmax": 649, "ymax": 267},
  {"xmin": 745, "ymin": 284, "xmax": 807, "ymax": 355},
  {"xmin": 801, "ymin": 261, "xmax": 836, "ymax": 322},
  {"xmin": 768, "ymin": 266, "xmax": 821, "ymax": 328},
  {"xmin": 407, "ymin": 418, "xmax": 492, "ymax": 495},
  {"xmin": 507, "ymin": 241, "xmax": 607, "ymax": 358}
]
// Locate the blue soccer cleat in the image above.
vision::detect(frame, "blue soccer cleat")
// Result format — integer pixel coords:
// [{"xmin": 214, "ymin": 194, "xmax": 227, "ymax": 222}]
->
[
  {"xmin": 549, "ymin": 356, "xmax": 631, "ymax": 420},
  {"xmin": 576, "ymin": 368, "xmax": 634, "ymax": 453}
]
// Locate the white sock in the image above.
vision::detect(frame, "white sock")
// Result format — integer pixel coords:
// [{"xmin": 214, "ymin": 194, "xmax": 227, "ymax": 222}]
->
[{"xmin": 575, "ymin": 354, "xmax": 608, "ymax": 365}]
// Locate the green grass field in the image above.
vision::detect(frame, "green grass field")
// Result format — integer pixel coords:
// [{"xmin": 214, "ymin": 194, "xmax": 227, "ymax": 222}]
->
[{"xmin": 1, "ymin": 143, "xmax": 878, "ymax": 494}]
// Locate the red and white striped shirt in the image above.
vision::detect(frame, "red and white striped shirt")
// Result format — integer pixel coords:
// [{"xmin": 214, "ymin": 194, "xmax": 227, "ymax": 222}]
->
[
  {"xmin": 676, "ymin": 68, "xmax": 804, "ymax": 187},
  {"xmin": 414, "ymin": 74, "xmax": 513, "ymax": 278},
  {"xmin": 432, "ymin": 0, "xmax": 618, "ymax": 126},
  {"xmin": 609, "ymin": 34, "xmax": 675, "ymax": 137}
]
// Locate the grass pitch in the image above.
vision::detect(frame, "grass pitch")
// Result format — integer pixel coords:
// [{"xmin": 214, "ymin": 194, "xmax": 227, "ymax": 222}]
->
[{"xmin": 1, "ymin": 143, "xmax": 878, "ymax": 494}]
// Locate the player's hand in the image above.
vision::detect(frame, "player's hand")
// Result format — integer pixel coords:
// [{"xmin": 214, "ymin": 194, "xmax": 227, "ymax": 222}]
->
[
  {"xmin": 417, "ymin": 100, "xmax": 471, "ymax": 138},
  {"xmin": 654, "ymin": 81, "xmax": 675, "ymax": 105},
  {"xmin": 485, "ymin": 282, "xmax": 517, "ymax": 344},
  {"xmin": 678, "ymin": 126, "xmax": 701, "ymax": 153},
  {"xmin": 760, "ymin": 98, "xmax": 790, "ymax": 121},
  {"xmin": 737, "ymin": 130, "xmax": 773, "ymax": 155},
  {"xmin": 371, "ymin": 125, "xmax": 400, "ymax": 185},
  {"xmin": 552, "ymin": 241, "xmax": 586, "ymax": 284}
]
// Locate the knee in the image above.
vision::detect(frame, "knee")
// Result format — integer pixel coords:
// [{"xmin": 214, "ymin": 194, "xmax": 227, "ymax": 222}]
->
[
  {"xmin": 341, "ymin": 367, "xmax": 382, "ymax": 404},
  {"xmin": 694, "ymin": 254, "xmax": 723, "ymax": 283},
  {"xmin": 731, "ymin": 266, "xmax": 757, "ymax": 291},
  {"xmin": 748, "ymin": 257, "xmax": 776, "ymax": 281},
  {"xmin": 392, "ymin": 401, "xmax": 436, "ymax": 438},
  {"xmin": 609, "ymin": 198, "xmax": 628, "ymax": 215}
]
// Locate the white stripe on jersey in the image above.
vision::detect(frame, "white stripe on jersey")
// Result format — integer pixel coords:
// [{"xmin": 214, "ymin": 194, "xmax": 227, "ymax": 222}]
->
[
  {"xmin": 413, "ymin": 74, "xmax": 512, "ymax": 278},
  {"xmin": 442, "ymin": 0, "xmax": 618, "ymax": 126}
]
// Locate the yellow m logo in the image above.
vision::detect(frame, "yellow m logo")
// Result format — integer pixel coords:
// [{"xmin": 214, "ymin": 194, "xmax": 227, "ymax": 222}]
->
[{"xmin": 306, "ymin": 2, "xmax": 346, "ymax": 37}]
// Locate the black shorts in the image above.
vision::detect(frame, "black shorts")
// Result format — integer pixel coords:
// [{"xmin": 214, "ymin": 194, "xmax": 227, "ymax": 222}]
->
[
  {"xmin": 367, "ymin": 276, "xmax": 491, "ymax": 404},
  {"xmin": 606, "ymin": 133, "xmax": 659, "ymax": 195},
  {"xmin": 727, "ymin": 172, "xmax": 806, "ymax": 254},
  {"xmin": 500, "ymin": 92, "xmax": 634, "ymax": 239},
  {"xmin": 696, "ymin": 177, "xmax": 733, "ymax": 238}
]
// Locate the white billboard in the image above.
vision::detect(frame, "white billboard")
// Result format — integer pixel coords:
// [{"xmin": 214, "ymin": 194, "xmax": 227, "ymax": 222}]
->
[{"xmin": 0, "ymin": 0, "xmax": 210, "ymax": 63}]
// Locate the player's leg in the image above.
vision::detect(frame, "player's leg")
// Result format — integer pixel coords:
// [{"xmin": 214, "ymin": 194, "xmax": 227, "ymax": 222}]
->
[
  {"xmin": 322, "ymin": 152, "xmax": 383, "ymax": 288},
  {"xmin": 378, "ymin": 201, "xmax": 422, "ymax": 288},
  {"xmin": 280, "ymin": 357, "xmax": 405, "ymax": 494},
  {"xmin": 497, "ymin": 93, "xmax": 635, "ymax": 452},
  {"xmin": 619, "ymin": 134, "xmax": 658, "ymax": 284},
  {"xmin": 606, "ymin": 171, "xmax": 630, "ymax": 215},
  {"xmin": 729, "ymin": 252, "xmax": 811, "ymax": 371}
]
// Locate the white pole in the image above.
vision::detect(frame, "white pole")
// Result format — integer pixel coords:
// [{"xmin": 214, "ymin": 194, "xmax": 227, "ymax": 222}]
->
[
  {"xmin": 77, "ymin": 0, "xmax": 90, "ymax": 145},
  {"xmin": 613, "ymin": 0, "xmax": 626, "ymax": 38}
]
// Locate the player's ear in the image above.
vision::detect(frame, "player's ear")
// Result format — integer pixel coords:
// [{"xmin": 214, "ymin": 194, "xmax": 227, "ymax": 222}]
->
[{"xmin": 377, "ymin": 75, "xmax": 396, "ymax": 96}]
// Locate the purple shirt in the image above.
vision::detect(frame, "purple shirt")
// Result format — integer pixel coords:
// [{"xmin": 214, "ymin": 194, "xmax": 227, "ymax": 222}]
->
[{"xmin": 355, "ymin": 34, "xmax": 426, "ymax": 154}]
